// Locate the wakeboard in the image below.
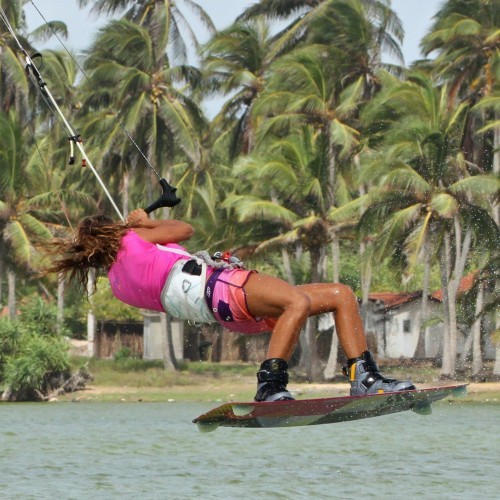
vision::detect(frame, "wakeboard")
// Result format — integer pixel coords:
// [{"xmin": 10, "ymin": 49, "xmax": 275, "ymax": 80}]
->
[{"xmin": 193, "ymin": 384, "xmax": 467, "ymax": 432}]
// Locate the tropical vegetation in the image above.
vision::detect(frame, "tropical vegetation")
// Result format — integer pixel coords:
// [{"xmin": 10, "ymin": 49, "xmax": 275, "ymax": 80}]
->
[{"xmin": 0, "ymin": 0, "xmax": 498, "ymax": 397}]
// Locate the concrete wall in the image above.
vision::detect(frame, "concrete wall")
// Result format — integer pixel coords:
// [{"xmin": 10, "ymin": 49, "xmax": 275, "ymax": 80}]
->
[{"xmin": 142, "ymin": 311, "xmax": 184, "ymax": 361}]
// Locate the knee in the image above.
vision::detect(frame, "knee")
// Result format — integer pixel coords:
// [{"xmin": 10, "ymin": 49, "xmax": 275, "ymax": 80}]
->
[
  {"xmin": 289, "ymin": 291, "xmax": 311, "ymax": 316},
  {"xmin": 332, "ymin": 283, "xmax": 358, "ymax": 303}
]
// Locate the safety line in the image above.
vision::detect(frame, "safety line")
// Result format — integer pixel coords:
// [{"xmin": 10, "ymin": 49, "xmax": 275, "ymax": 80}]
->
[
  {"xmin": 28, "ymin": 0, "xmax": 164, "ymax": 181},
  {"xmin": 0, "ymin": 4, "xmax": 124, "ymax": 219}
]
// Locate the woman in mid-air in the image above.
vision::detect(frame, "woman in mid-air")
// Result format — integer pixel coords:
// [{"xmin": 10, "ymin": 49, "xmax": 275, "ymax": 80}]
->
[{"xmin": 47, "ymin": 209, "xmax": 415, "ymax": 401}]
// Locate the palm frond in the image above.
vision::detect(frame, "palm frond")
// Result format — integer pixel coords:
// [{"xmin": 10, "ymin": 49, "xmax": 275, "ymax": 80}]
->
[
  {"xmin": 429, "ymin": 193, "xmax": 459, "ymax": 219},
  {"xmin": 222, "ymin": 195, "xmax": 298, "ymax": 224}
]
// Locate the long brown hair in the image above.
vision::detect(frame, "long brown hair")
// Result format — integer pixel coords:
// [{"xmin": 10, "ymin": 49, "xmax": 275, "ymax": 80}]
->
[{"xmin": 45, "ymin": 214, "xmax": 130, "ymax": 292}]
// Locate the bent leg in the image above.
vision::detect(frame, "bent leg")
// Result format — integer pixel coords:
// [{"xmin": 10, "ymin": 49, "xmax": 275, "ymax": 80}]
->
[
  {"xmin": 244, "ymin": 276, "xmax": 367, "ymax": 360},
  {"xmin": 297, "ymin": 283, "xmax": 416, "ymax": 395},
  {"xmin": 297, "ymin": 283, "xmax": 367, "ymax": 359},
  {"xmin": 243, "ymin": 273, "xmax": 311, "ymax": 360}
]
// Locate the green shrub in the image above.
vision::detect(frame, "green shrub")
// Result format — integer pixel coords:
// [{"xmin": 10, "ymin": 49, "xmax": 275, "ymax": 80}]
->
[
  {"xmin": 3, "ymin": 334, "xmax": 70, "ymax": 400},
  {"xmin": 0, "ymin": 318, "xmax": 23, "ymax": 380},
  {"xmin": 0, "ymin": 296, "xmax": 71, "ymax": 401}
]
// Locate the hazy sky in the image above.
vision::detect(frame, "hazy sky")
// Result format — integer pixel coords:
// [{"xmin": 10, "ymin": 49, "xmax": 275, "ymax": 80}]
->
[{"xmin": 24, "ymin": 0, "xmax": 445, "ymax": 65}]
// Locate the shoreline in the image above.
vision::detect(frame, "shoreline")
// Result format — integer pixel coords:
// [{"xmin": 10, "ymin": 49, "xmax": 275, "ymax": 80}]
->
[{"xmin": 56, "ymin": 380, "xmax": 500, "ymax": 404}]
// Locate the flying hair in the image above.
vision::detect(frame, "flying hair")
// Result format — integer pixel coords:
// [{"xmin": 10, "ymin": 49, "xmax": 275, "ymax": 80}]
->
[{"xmin": 44, "ymin": 215, "xmax": 130, "ymax": 294}]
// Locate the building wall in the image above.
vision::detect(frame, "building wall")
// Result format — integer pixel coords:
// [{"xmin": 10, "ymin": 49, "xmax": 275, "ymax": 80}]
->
[
  {"xmin": 94, "ymin": 321, "xmax": 143, "ymax": 358},
  {"xmin": 142, "ymin": 312, "xmax": 184, "ymax": 361},
  {"xmin": 379, "ymin": 301, "xmax": 469, "ymax": 360}
]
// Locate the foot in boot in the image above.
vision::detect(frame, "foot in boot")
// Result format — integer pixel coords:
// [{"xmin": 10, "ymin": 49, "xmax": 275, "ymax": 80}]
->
[
  {"xmin": 343, "ymin": 351, "xmax": 416, "ymax": 396},
  {"xmin": 254, "ymin": 358, "xmax": 295, "ymax": 402}
]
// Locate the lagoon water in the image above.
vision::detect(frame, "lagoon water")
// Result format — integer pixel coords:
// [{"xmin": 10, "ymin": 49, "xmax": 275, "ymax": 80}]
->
[{"xmin": 1, "ymin": 401, "xmax": 498, "ymax": 500}]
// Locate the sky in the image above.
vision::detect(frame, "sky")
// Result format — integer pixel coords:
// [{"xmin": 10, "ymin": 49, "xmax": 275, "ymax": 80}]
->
[{"xmin": 24, "ymin": 0, "xmax": 446, "ymax": 65}]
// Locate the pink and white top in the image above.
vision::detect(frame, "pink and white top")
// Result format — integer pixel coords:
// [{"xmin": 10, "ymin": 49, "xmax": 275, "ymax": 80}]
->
[{"xmin": 108, "ymin": 230, "xmax": 189, "ymax": 311}]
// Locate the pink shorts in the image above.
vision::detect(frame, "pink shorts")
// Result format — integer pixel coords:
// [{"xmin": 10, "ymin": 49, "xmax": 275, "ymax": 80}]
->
[{"xmin": 205, "ymin": 268, "xmax": 276, "ymax": 335}]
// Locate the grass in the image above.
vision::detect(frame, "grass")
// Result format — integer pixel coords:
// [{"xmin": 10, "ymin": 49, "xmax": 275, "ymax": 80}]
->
[{"xmin": 63, "ymin": 356, "xmax": 500, "ymax": 404}]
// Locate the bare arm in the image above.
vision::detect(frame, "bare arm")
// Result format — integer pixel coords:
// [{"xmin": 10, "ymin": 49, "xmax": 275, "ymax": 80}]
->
[{"xmin": 126, "ymin": 209, "xmax": 194, "ymax": 244}]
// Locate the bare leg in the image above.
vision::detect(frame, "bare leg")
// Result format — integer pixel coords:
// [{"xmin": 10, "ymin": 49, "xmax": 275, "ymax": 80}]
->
[
  {"xmin": 245, "ymin": 274, "xmax": 415, "ymax": 399},
  {"xmin": 244, "ymin": 274, "xmax": 367, "ymax": 361},
  {"xmin": 297, "ymin": 282, "xmax": 368, "ymax": 359},
  {"xmin": 244, "ymin": 273, "xmax": 311, "ymax": 360}
]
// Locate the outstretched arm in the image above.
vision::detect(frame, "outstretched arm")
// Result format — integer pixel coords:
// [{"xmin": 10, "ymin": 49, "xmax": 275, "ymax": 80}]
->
[{"xmin": 127, "ymin": 209, "xmax": 194, "ymax": 244}]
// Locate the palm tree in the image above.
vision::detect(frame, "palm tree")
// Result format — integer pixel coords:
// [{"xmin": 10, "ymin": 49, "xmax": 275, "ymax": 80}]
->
[
  {"xmin": 248, "ymin": 45, "xmax": 365, "ymax": 377},
  {"xmin": 421, "ymin": 0, "xmax": 499, "ymax": 169},
  {"xmin": 200, "ymin": 17, "xmax": 278, "ymax": 157},
  {"xmin": 77, "ymin": 0, "xmax": 215, "ymax": 65},
  {"xmin": 334, "ymin": 70, "xmax": 500, "ymax": 376},
  {"xmin": 0, "ymin": 112, "xmax": 53, "ymax": 319},
  {"xmin": 77, "ymin": 17, "xmax": 207, "ymax": 215},
  {"xmin": 421, "ymin": 1, "xmax": 499, "ymax": 374},
  {"xmin": 224, "ymin": 124, "xmax": 339, "ymax": 380},
  {"xmin": 421, "ymin": 0, "xmax": 498, "ymax": 104},
  {"xmin": 238, "ymin": 0, "xmax": 404, "ymax": 72},
  {"xmin": 239, "ymin": 0, "xmax": 405, "ymax": 375}
]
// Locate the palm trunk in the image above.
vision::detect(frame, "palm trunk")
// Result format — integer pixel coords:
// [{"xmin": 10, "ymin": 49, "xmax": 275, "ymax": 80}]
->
[
  {"xmin": 56, "ymin": 273, "xmax": 65, "ymax": 334},
  {"xmin": 300, "ymin": 246, "xmax": 321, "ymax": 381},
  {"xmin": 493, "ymin": 273, "xmax": 500, "ymax": 377},
  {"xmin": 86, "ymin": 268, "xmax": 96, "ymax": 357},
  {"xmin": 323, "ymin": 321, "xmax": 339, "ymax": 380},
  {"xmin": 281, "ymin": 247, "xmax": 295, "ymax": 285},
  {"xmin": 325, "ymin": 135, "xmax": 340, "ymax": 381},
  {"xmin": 472, "ymin": 281, "xmax": 484, "ymax": 377},
  {"xmin": 415, "ymin": 235, "xmax": 431, "ymax": 358},
  {"xmin": 492, "ymin": 119, "xmax": 500, "ymax": 377},
  {"xmin": 359, "ymin": 237, "xmax": 372, "ymax": 327},
  {"xmin": 439, "ymin": 233, "xmax": 453, "ymax": 376},
  {"xmin": 161, "ymin": 312, "xmax": 177, "ymax": 371},
  {"xmin": 331, "ymin": 235, "xmax": 340, "ymax": 282},
  {"xmin": 0, "ymin": 244, "xmax": 4, "ymax": 308},
  {"xmin": 122, "ymin": 170, "xmax": 130, "ymax": 217},
  {"xmin": 358, "ymin": 181, "xmax": 372, "ymax": 315},
  {"xmin": 7, "ymin": 267, "xmax": 16, "ymax": 320},
  {"xmin": 323, "ymin": 242, "xmax": 340, "ymax": 380},
  {"xmin": 440, "ymin": 220, "xmax": 472, "ymax": 377}
]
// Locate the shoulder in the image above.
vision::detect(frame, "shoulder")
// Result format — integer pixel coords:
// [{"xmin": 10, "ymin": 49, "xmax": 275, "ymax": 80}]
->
[
  {"xmin": 130, "ymin": 228, "xmax": 150, "ymax": 240},
  {"xmin": 121, "ymin": 229, "xmax": 153, "ymax": 247}
]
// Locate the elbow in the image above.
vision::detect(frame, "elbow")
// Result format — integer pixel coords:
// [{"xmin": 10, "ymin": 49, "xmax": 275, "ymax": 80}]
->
[{"xmin": 183, "ymin": 223, "xmax": 195, "ymax": 240}]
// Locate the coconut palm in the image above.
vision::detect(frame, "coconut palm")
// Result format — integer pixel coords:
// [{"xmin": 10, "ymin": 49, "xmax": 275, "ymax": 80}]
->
[
  {"xmin": 333, "ymin": 70, "xmax": 500, "ymax": 376},
  {"xmin": 250, "ymin": 46, "xmax": 362, "ymax": 377},
  {"xmin": 421, "ymin": 0, "xmax": 499, "ymax": 170},
  {"xmin": 0, "ymin": 112, "xmax": 53, "ymax": 319},
  {"xmin": 77, "ymin": 0, "xmax": 215, "ymax": 65},
  {"xmin": 77, "ymin": 18, "xmax": 207, "ymax": 215},
  {"xmin": 239, "ymin": 0, "xmax": 405, "ymax": 374},
  {"xmin": 238, "ymin": 0, "xmax": 404, "ymax": 70},
  {"xmin": 421, "ymin": 1, "xmax": 499, "ymax": 374},
  {"xmin": 224, "ymin": 123, "xmax": 339, "ymax": 380},
  {"xmin": 421, "ymin": 0, "xmax": 498, "ymax": 105},
  {"xmin": 200, "ymin": 17, "xmax": 279, "ymax": 157},
  {"xmin": 0, "ymin": 0, "xmax": 70, "ymax": 115}
]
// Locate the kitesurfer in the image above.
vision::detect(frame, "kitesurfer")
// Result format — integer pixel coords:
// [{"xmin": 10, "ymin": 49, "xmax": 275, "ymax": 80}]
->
[{"xmin": 47, "ymin": 209, "xmax": 416, "ymax": 401}]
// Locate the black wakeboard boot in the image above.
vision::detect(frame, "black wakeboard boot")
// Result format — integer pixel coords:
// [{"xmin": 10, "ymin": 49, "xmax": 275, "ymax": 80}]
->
[
  {"xmin": 254, "ymin": 358, "xmax": 295, "ymax": 402},
  {"xmin": 343, "ymin": 351, "xmax": 416, "ymax": 396}
]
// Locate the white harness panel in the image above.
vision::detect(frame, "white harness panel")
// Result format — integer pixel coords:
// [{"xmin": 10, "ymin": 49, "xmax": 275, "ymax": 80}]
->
[{"xmin": 157, "ymin": 245, "xmax": 215, "ymax": 324}]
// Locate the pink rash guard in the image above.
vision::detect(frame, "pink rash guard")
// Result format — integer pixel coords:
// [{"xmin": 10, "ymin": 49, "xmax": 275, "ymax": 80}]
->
[{"xmin": 108, "ymin": 230, "xmax": 189, "ymax": 311}]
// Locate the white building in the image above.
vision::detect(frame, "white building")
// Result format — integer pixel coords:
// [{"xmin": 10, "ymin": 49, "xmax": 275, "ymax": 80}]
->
[{"xmin": 363, "ymin": 273, "xmax": 496, "ymax": 361}]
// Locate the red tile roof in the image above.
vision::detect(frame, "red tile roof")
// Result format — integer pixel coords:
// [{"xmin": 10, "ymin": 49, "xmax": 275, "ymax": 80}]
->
[
  {"xmin": 369, "ymin": 273, "xmax": 477, "ymax": 309},
  {"xmin": 369, "ymin": 291, "xmax": 421, "ymax": 308},
  {"xmin": 430, "ymin": 272, "xmax": 476, "ymax": 301}
]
